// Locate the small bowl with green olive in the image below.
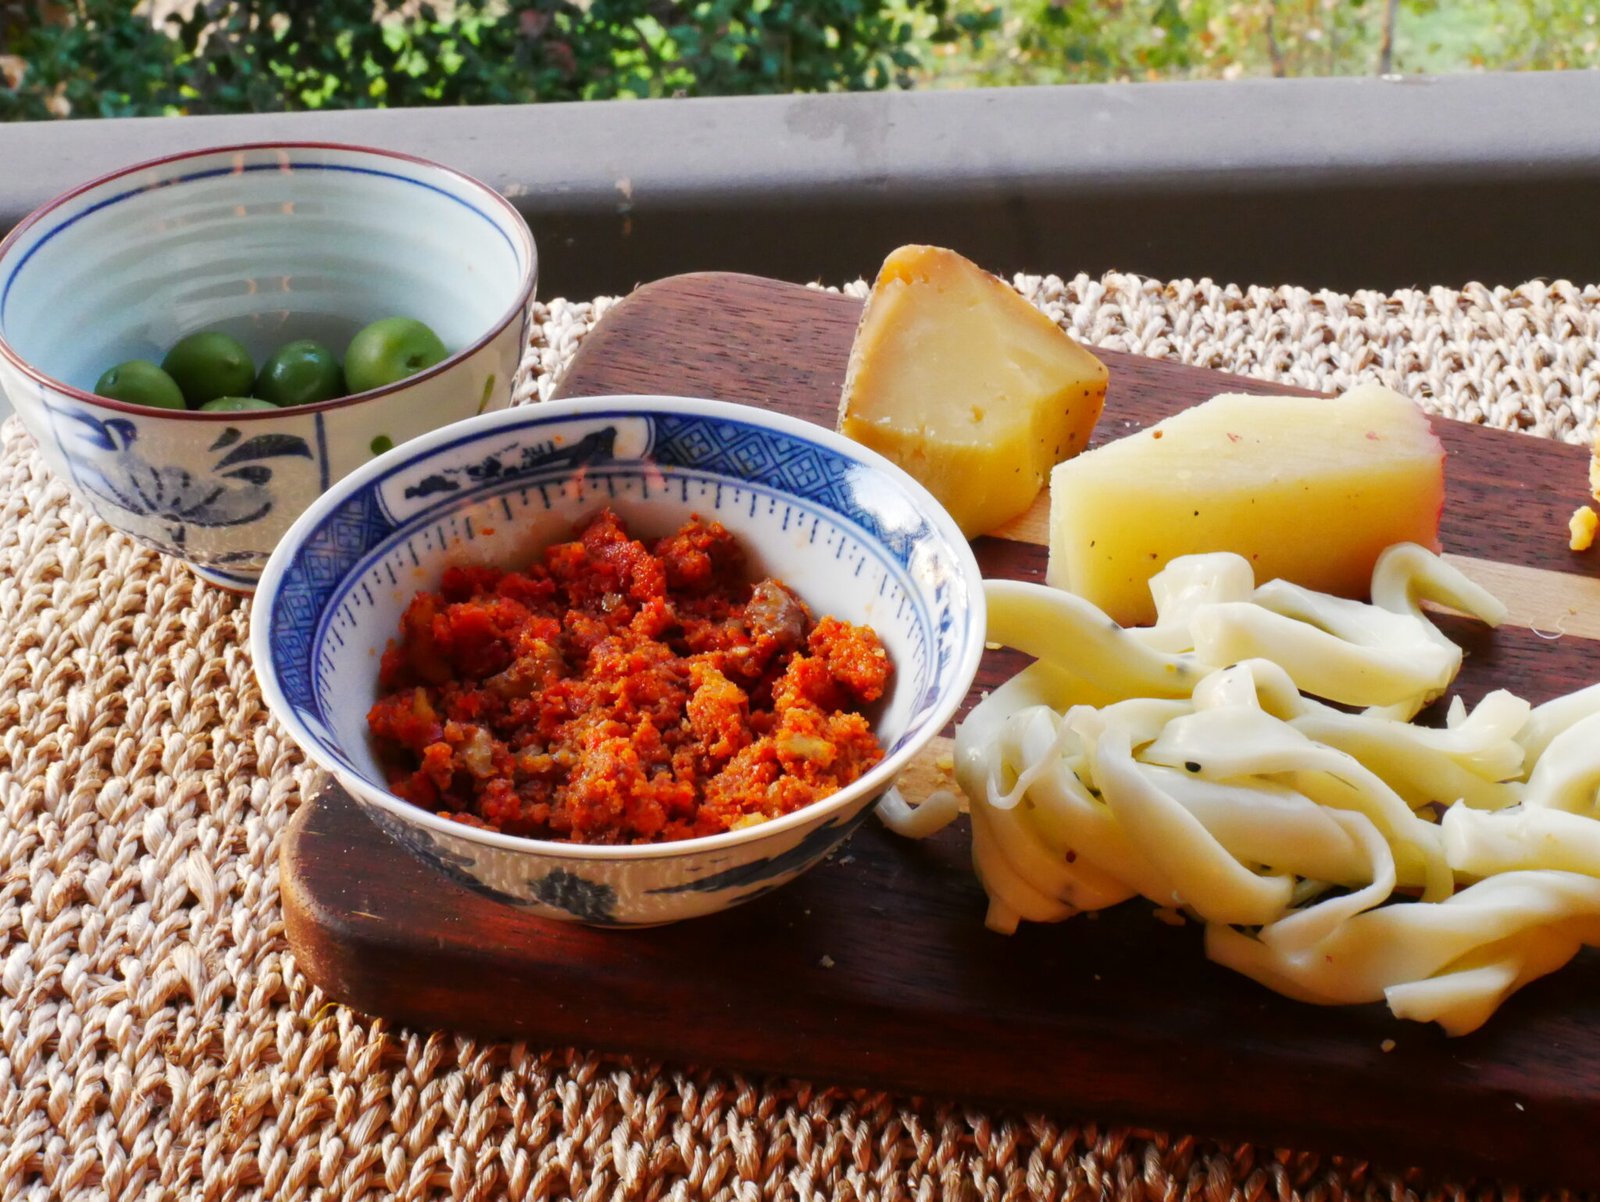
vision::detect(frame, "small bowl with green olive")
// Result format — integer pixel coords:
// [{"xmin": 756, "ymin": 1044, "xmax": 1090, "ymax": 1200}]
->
[{"xmin": 0, "ymin": 143, "xmax": 537, "ymax": 590}]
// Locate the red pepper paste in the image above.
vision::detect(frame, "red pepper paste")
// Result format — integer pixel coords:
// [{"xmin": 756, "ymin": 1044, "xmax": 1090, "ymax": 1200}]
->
[{"xmin": 367, "ymin": 508, "xmax": 892, "ymax": 844}]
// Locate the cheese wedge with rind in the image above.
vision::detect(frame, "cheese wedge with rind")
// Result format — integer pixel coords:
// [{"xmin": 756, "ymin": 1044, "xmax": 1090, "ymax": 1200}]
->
[
  {"xmin": 1047, "ymin": 384, "xmax": 1446, "ymax": 626},
  {"xmin": 839, "ymin": 245, "xmax": 1108, "ymax": 537}
]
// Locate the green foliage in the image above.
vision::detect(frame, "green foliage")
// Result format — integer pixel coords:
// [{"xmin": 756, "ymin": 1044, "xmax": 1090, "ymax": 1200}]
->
[
  {"xmin": 943, "ymin": 0, "xmax": 1376, "ymax": 85},
  {"xmin": 938, "ymin": 0, "xmax": 1600, "ymax": 87},
  {"xmin": 2, "ymin": 0, "xmax": 1594, "ymax": 121},
  {"xmin": 1394, "ymin": 0, "xmax": 1600, "ymax": 73},
  {"xmin": 1, "ymin": 0, "xmax": 991, "ymax": 120},
  {"xmin": 2, "ymin": 0, "xmax": 184, "ymax": 119}
]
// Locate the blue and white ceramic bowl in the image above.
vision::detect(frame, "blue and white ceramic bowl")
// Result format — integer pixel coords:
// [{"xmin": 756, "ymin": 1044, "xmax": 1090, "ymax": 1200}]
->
[
  {"xmin": 252, "ymin": 395, "xmax": 986, "ymax": 926},
  {"xmin": 0, "ymin": 142, "xmax": 537, "ymax": 590}
]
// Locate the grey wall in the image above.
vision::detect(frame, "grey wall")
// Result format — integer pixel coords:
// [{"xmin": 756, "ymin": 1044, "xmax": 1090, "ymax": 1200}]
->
[{"xmin": 2, "ymin": 72, "xmax": 1599, "ymax": 298}]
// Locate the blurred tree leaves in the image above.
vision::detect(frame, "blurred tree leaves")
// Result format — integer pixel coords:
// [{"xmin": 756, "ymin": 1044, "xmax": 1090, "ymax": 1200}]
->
[
  {"xmin": 2, "ymin": 0, "xmax": 1594, "ymax": 121},
  {"xmin": 1, "ymin": 0, "xmax": 998, "ymax": 119},
  {"xmin": 941, "ymin": 0, "xmax": 1599, "ymax": 86}
]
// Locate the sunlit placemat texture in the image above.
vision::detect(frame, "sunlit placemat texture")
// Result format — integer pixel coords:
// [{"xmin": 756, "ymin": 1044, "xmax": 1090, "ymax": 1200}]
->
[{"xmin": 1, "ymin": 276, "xmax": 1596, "ymax": 1199}]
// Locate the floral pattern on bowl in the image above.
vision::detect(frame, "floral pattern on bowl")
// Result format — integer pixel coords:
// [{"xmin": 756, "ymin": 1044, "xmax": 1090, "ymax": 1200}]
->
[
  {"xmin": 46, "ymin": 403, "xmax": 320, "ymax": 570},
  {"xmin": 0, "ymin": 142, "xmax": 538, "ymax": 590}
]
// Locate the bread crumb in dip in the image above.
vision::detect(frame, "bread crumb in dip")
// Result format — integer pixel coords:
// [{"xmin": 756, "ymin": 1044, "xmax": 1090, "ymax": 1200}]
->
[{"xmin": 367, "ymin": 509, "xmax": 891, "ymax": 844}]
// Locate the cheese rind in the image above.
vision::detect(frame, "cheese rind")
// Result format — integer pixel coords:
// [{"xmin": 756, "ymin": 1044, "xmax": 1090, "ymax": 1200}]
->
[
  {"xmin": 1047, "ymin": 384, "xmax": 1446, "ymax": 626},
  {"xmin": 839, "ymin": 245, "xmax": 1108, "ymax": 537}
]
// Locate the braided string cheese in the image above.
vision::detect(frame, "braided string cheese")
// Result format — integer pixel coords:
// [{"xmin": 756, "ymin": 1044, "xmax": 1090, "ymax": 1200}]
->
[
  {"xmin": 883, "ymin": 543, "xmax": 1600, "ymax": 1034},
  {"xmin": 1206, "ymin": 873, "xmax": 1600, "ymax": 1036}
]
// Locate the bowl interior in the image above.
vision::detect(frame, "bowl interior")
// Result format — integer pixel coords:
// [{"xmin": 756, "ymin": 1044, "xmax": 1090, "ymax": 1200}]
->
[
  {"xmin": 0, "ymin": 144, "xmax": 533, "ymax": 393},
  {"xmin": 256, "ymin": 399, "xmax": 985, "ymax": 849}
]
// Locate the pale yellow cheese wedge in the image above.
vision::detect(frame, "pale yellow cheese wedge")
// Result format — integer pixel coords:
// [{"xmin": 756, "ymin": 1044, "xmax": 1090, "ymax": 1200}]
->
[
  {"xmin": 1047, "ymin": 383, "xmax": 1446, "ymax": 626},
  {"xmin": 839, "ymin": 245, "xmax": 1108, "ymax": 537}
]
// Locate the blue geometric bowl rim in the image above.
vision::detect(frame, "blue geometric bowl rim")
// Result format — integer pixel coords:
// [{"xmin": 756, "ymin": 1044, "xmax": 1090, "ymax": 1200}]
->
[{"xmin": 251, "ymin": 393, "xmax": 987, "ymax": 862}]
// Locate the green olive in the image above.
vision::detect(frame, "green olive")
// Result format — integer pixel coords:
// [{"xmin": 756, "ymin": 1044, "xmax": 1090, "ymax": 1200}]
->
[
  {"xmin": 344, "ymin": 317, "xmax": 448, "ymax": 394},
  {"xmin": 200, "ymin": 395, "xmax": 279, "ymax": 412},
  {"xmin": 94, "ymin": 359, "xmax": 186, "ymax": 410},
  {"xmin": 162, "ymin": 331, "xmax": 255, "ymax": 406},
  {"xmin": 255, "ymin": 339, "xmax": 344, "ymax": 407}
]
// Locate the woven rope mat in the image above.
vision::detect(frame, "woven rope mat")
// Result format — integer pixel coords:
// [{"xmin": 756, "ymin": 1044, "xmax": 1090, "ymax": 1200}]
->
[{"xmin": 3, "ymin": 274, "xmax": 1598, "ymax": 1202}]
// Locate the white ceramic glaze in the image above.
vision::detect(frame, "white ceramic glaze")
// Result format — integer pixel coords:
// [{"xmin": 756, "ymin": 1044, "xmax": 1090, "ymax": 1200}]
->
[
  {"xmin": 252, "ymin": 396, "xmax": 987, "ymax": 926},
  {"xmin": 0, "ymin": 142, "xmax": 537, "ymax": 589}
]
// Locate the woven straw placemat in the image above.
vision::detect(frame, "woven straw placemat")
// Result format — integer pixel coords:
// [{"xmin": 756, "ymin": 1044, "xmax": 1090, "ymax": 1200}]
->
[{"xmin": 2, "ymin": 274, "xmax": 1598, "ymax": 1201}]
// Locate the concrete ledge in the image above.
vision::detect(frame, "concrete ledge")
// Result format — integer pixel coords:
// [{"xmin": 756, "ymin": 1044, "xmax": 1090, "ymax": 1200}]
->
[{"xmin": 2, "ymin": 72, "xmax": 1598, "ymax": 296}]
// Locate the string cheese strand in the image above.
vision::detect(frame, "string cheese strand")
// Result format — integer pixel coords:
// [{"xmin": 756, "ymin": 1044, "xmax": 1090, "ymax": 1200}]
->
[{"xmin": 882, "ymin": 544, "xmax": 1600, "ymax": 1034}]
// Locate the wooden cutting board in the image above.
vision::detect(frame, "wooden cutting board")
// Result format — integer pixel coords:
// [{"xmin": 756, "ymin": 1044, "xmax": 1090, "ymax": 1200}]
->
[{"xmin": 280, "ymin": 273, "xmax": 1600, "ymax": 1188}]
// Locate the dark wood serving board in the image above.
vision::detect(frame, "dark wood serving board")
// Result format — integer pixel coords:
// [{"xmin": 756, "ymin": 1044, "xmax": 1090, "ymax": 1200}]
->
[{"xmin": 281, "ymin": 273, "xmax": 1600, "ymax": 1188}]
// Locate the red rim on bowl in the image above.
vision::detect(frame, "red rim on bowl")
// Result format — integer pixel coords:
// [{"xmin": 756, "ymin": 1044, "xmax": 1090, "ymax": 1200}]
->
[{"xmin": 0, "ymin": 141, "xmax": 538, "ymax": 421}]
